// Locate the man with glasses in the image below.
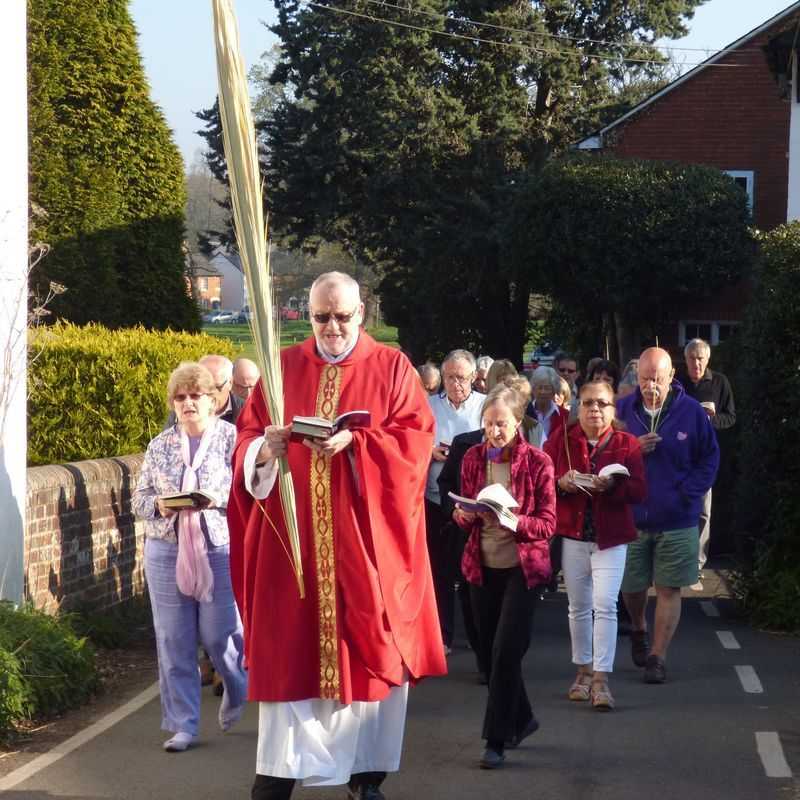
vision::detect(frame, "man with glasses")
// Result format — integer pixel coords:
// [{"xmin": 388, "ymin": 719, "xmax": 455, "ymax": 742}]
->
[
  {"xmin": 228, "ymin": 272, "xmax": 445, "ymax": 800},
  {"xmin": 616, "ymin": 348, "xmax": 718, "ymax": 684},
  {"xmin": 232, "ymin": 357, "xmax": 260, "ymax": 402},
  {"xmin": 554, "ymin": 352, "xmax": 580, "ymax": 396},
  {"xmin": 426, "ymin": 350, "xmax": 484, "ymax": 655}
]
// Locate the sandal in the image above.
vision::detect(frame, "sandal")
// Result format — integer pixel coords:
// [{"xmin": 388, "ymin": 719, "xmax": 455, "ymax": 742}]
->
[
  {"xmin": 568, "ymin": 671, "xmax": 593, "ymax": 701},
  {"xmin": 591, "ymin": 680, "xmax": 615, "ymax": 711}
]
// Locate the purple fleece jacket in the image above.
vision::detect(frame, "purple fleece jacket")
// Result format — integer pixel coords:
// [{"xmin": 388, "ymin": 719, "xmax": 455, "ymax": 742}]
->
[{"xmin": 616, "ymin": 380, "xmax": 719, "ymax": 532}]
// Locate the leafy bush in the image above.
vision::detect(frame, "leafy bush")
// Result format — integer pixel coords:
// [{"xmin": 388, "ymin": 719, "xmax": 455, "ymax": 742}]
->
[
  {"xmin": 0, "ymin": 603, "xmax": 98, "ymax": 739},
  {"xmin": 65, "ymin": 595, "xmax": 153, "ymax": 650},
  {"xmin": 28, "ymin": 322, "xmax": 237, "ymax": 466},
  {"xmin": 733, "ymin": 222, "xmax": 800, "ymax": 630}
]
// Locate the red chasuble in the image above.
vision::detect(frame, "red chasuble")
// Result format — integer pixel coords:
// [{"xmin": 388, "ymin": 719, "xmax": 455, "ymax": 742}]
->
[{"xmin": 228, "ymin": 332, "xmax": 446, "ymax": 703}]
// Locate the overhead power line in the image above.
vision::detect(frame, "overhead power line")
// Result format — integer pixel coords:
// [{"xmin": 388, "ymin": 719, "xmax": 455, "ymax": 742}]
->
[
  {"xmin": 303, "ymin": 1, "xmax": 749, "ymax": 68},
  {"xmin": 344, "ymin": 0, "xmax": 764, "ymax": 58}
]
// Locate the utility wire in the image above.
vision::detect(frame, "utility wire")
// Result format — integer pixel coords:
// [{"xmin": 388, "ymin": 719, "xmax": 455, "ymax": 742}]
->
[
  {"xmin": 304, "ymin": 0, "xmax": 748, "ymax": 68},
  {"xmin": 345, "ymin": 0, "xmax": 765, "ymax": 58}
]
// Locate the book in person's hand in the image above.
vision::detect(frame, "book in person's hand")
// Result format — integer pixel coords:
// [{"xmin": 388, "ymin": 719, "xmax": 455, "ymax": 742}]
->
[
  {"xmin": 572, "ymin": 463, "xmax": 630, "ymax": 489},
  {"xmin": 290, "ymin": 410, "xmax": 371, "ymax": 442},
  {"xmin": 159, "ymin": 490, "xmax": 218, "ymax": 510},
  {"xmin": 448, "ymin": 483, "xmax": 520, "ymax": 532}
]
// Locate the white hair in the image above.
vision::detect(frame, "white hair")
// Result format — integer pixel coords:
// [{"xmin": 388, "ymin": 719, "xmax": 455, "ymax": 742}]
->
[
  {"xmin": 529, "ymin": 365, "xmax": 560, "ymax": 392},
  {"xmin": 442, "ymin": 349, "xmax": 477, "ymax": 371},
  {"xmin": 684, "ymin": 338, "xmax": 711, "ymax": 359},
  {"xmin": 309, "ymin": 271, "xmax": 361, "ymax": 301},
  {"xmin": 475, "ymin": 356, "xmax": 494, "ymax": 372}
]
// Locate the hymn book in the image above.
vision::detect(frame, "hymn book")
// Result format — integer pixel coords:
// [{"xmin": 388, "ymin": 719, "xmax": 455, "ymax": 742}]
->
[
  {"xmin": 448, "ymin": 483, "xmax": 520, "ymax": 532},
  {"xmin": 160, "ymin": 490, "xmax": 218, "ymax": 510},
  {"xmin": 290, "ymin": 410, "xmax": 371, "ymax": 442},
  {"xmin": 572, "ymin": 463, "xmax": 630, "ymax": 489}
]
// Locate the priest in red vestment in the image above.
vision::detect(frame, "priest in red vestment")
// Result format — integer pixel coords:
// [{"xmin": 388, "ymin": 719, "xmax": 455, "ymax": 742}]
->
[{"xmin": 227, "ymin": 272, "xmax": 446, "ymax": 800}]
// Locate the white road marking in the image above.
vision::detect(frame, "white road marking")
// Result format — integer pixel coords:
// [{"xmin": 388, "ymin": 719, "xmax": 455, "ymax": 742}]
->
[
  {"xmin": 755, "ymin": 732, "xmax": 793, "ymax": 778},
  {"xmin": 735, "ymin": 665, "xmax": 764, "ymax": 694},
  {"xmin": 716, "ymin": 630, "xmax": 741, "ymax": 650},
  {"xmin": 0, "ymin": 681, "xmax": 160, "ymax": 792},
  {"xmin": 700, "ymin": 600, "xmax": 720, "ymax": 617}
]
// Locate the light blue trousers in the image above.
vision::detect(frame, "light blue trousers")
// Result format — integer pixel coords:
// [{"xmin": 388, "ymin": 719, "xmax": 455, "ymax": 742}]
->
[{"xmin": 144, "ymin": 537, "xmax": 247, "ymax": 736}]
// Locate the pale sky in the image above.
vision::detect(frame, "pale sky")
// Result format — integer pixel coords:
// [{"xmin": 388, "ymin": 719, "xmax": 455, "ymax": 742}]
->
[{"xmin": 129, "ymin": 0, "xmax": 797, "ymax": 167}]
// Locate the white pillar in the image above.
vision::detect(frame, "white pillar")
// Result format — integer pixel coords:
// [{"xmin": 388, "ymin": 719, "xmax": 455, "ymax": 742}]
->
[
  {"xmin": 789, "ymin": 53, "xmax": 800, "ymax": 222},
  {"xmin": 0, "ymin": 1, "xmax": 28, "ymax": 604}
]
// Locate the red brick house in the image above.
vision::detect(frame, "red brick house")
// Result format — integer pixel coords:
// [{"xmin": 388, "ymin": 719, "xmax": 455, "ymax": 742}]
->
[{"xmin": 577, "ymin": 2, "xmax": 800, "ymax": 351}]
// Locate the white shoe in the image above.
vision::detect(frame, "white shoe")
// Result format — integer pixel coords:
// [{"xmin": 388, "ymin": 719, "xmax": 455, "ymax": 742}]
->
[
  {"xmin": 218, "ymin": 690, "xmax": 245, "ymax": 732},
  {"xmin": 163, "ymin": 732, "xmax": 195, "ymax": 752},
  {"xmin": 690, "ymin": 581, "xmax": 703, "ymax": 592}
]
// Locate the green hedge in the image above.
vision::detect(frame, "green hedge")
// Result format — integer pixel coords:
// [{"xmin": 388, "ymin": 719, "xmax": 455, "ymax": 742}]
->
[
  {"xmin": 28, "ymin": 322, "xmax": 237, "ymax": 466},
  {"xmin": 733, "ymin": 222, "xmax": 800, "ymax": 630},
  {"xmin": 0, "ymin": 603, "xmax": 98, "ymax": 739}
]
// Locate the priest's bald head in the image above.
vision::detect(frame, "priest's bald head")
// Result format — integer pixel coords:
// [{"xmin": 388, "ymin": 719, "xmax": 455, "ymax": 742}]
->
[{"xmin": 309, "ymin": 272, "xmax": 365, "ymax": 358}]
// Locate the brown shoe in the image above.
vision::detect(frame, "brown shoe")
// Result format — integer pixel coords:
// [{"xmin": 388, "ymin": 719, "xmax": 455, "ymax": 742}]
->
[
  {"xmin": 644, "ymin": 654, "xmax": 666, "ymax": 684},
  {"xmin": 631, "ymin": 630, "xmax": 649, "ymax": 668}
]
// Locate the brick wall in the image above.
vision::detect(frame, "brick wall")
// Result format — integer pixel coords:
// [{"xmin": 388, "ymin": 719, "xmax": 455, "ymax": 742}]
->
[
  {"xmin": 25, "ymin": 455, "xmax": 146, "ymax": 613},
  {"xmin": 606, "ymin": 24, "xmax": 793, "ymax": 232}
]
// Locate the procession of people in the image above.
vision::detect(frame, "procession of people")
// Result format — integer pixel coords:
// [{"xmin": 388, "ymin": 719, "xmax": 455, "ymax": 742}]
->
[{"xmin": 133, "ymin": 271, "xmax": 729, "ymax": 798}]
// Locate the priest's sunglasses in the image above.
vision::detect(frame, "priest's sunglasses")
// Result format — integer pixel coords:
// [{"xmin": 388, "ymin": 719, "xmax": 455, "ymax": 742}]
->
[{"xmin": 311, "ymin": 309, "xmax": 359, "ymax": 325}]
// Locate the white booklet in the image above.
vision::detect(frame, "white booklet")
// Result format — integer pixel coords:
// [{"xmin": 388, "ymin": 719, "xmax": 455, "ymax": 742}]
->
[
  {"xmin": 448, "ymin": 483, "xmax": 520, "ymax": 532},
  {"xmin": 573, "ymin": 463, "xmax": 630, "ymax": 489}
]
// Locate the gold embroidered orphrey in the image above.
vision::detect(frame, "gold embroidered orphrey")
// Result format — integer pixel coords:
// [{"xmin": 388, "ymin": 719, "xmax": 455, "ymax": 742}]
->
[{"xmin": 310, "ymin": 364, "xmax": 342, "ymax": 699}]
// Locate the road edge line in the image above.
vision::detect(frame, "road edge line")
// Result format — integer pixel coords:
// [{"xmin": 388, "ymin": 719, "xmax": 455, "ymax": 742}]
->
[{"xmin": 0, "ymin": 681, "xmax": 160, "ymax": 792}]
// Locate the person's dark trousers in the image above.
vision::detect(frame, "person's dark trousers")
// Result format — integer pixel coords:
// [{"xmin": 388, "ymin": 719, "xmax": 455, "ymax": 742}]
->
[
  {"xmin": 454, "ymin": 544, "xmax": 485, "ymax": 674},
  {"xmin": 252, "ymin": 774, "xmax": 295, "ymax": 800},
  {"xmin": 348, "ymin": 771, "xmax": 387, "ymax": 798},
  {"xmin": 425, "ymin": 499, "xmax": 456, "ymax": 647},
  {"xmin": 470, "ymin": 566, "xmax": 539, "ymax": 749}
]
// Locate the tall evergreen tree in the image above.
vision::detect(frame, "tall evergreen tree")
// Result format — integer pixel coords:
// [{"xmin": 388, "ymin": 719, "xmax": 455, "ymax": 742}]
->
[
  {"xmin": 263, "ymin": 0, "xmax": 705, "ymax": 361},
  {"xmin": 28, "ymin": 0, "xmax": 198, "ymax": 330}
]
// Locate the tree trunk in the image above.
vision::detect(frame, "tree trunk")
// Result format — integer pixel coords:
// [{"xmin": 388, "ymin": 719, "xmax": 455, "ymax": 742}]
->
[{"xmin": 613, "ymin": 311, "xmax": 640, "ymax": 366}]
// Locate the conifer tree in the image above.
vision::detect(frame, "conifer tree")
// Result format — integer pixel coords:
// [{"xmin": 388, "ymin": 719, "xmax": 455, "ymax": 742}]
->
[{"xmin": 28, "ymin": 0, "xmax": 198, "ymax": 330}]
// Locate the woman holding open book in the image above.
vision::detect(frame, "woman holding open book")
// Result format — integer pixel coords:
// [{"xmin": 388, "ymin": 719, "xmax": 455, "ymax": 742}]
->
[
  {"xmin": 453, "ymin": 385, "xmax": 556, "ymax": 770},
  {"xmin": 543, "ymin": 380, "xmax": 646, "ymax": 711},
  {"xmin": 133, "ymin": 362, "xmax": 247, "ymax": 752}
]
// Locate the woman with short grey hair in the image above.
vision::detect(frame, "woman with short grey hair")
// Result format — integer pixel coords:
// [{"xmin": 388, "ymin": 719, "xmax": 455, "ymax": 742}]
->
[{"xmin": 529, "ymin": 366, "xmax": 568, "ymax": 444}]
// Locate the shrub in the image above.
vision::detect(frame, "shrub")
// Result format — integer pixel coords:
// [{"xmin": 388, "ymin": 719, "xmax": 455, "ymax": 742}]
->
[
  {"xmin": 28, "ymin": 322, "xmax": 237, "ymax": 466},
  {"xmin": 733, "ymin": 222, "xmax": 800, "ymax": 630},
  {"xmin": 0, "ymin": 602, "xmax": 98, "ymax": 739}
]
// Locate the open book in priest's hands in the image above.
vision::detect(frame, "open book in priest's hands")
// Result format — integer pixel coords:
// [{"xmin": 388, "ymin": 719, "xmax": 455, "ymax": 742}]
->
[
  {"xmin": 448, "ymin": 483, "xmax": 520, "ymax": 532},
  {"xmin": 572, "ymin": 463, "xmax": 630, "ymax": 489},
  {"xmin": 159, "ymin": 489, "xmax": 218, "ymax": 510},
  {"xmin": 290, "ymin": 410, "xmax": 371, "ymax": 442}
]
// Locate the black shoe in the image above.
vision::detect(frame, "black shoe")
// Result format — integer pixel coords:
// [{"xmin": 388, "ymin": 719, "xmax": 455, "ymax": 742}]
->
[
  {"xmin": 631, "ymin": 629, "xmax": 649, "ymax": 667},
  {"xmin": 644, "ymin": 654, "xmax": 666, "ymax": 684},
  {"xmin": 479, "ymin": 748, "xmax": 505, "ymax": 769},
  {"xmin": 506, "ymin": 716, "xmax": 540, "ymax": 749},
  {"xmin": 347, "ymin": 773, "xmax": 386, "ymax": 800}
]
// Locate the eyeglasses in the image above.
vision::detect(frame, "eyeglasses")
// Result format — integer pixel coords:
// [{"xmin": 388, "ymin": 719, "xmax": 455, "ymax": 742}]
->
[
  {"xmin": 174, "ymin": 392, "xmax": 207, "ymax": 403},
  {"xmin": 311, "ymin": 309, "xmax": 359, "ymax": 324},
  {"xmin": 444, "ymin": 374, "xmax": 474, "ymax": 386},
  {"xmin": 580, "ymin": 398, "xmax": 615, "ymax": 409}
]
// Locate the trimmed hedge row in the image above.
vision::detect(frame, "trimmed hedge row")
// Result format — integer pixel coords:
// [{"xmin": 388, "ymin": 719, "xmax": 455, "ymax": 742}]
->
[
  {"xmin": 28, "ymin": 322, "xmax": 237, "ymax": 466},
  {"xmin": 733, "ymin": 222, "xmax": 800, "ymax": 630}
]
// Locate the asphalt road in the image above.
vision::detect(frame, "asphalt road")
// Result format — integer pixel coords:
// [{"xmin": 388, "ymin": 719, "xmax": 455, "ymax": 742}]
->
[{"xmin": 2, "ymin": 586, "xmax": 798, "ymax": 800}]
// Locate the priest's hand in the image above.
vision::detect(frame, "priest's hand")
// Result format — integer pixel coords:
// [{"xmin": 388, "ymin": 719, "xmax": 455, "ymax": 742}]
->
[
  {"xmin": 304, "ymin": 429, "xmax": 353, "ymax": 458},
  {"xmin": 257, "ymin": 425, "xmax": 291, "ymax": 463}
]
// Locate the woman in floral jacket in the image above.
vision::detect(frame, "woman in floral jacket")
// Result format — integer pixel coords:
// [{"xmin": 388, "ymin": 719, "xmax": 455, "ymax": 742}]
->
[
  {"xmin": 133, "ymin": 362, "xmax": 247, "ymax": 753},
  {"xmin": 453, "ymin": 385, "xmax": 556, "ymax": 770}
]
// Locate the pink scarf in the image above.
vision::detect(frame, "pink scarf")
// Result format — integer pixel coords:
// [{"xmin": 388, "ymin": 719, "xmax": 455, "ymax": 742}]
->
[{"xmin": 175, "ymin": 421, "xmax": 216, "ymax": 602}]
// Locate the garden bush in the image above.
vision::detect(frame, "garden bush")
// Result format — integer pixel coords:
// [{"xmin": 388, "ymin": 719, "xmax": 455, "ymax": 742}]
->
[
  {"xmin": 733, "ymin": 222, "xmax": 800, "ymax": 630},
  {"xmin": 28, "ymin": 322, "xmax": 237, "ymax": 466},
  {"xmin": 0, "ymin": 602, "xmax": 98, "ymax": 740}
]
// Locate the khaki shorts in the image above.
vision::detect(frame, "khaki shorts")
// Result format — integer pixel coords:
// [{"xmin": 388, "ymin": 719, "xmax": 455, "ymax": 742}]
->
[{"xmin": 621, "ymin": 527, "xmax": 699, "ymax": 591}]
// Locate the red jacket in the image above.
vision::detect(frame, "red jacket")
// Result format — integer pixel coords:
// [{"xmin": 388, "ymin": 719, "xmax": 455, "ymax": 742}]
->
[
  {"xmin": 456, "ymin": 435, "xmax": 556, "ymax": 588},
  {"xmin": 543, "ymin": 424, "xmax": 647, "ymax": 549}
]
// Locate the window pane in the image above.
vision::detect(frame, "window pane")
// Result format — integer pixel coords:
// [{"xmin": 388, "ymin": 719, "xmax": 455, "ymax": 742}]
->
[
  {"xmin": 717, "ymin": 325, "xmax": 735, "ymax": 342},
  {"xmin": 686, "ymin": 323, "xmax": 712, "ymax": 342}
]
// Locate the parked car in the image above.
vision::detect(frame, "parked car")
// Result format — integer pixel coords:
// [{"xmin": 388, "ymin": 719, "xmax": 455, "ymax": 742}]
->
[
  {"xmin": 210, "ymin": 310, "xmax": 238, "ymax": 324},
  {"xmin": 201, "ymin": 311, "xmax": 219, "ymax": 324}
]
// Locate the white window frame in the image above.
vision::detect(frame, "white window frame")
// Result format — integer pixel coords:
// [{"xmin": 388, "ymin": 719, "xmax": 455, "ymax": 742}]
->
[
  {"xmin": 679, "ymin": 320, "xmax": 740, "ymax": 347},
  {"xmin": 724, "ymin": 170, "xmax": 754, "ymax": 211}
]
